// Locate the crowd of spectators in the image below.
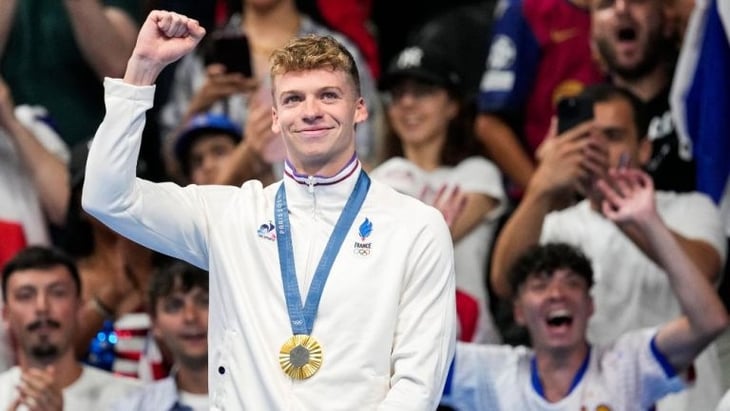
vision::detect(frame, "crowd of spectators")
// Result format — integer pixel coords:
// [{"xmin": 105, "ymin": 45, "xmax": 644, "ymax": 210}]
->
[{"xmin": 1, "ymin": 0, "xmax": 729, "ymax": 409}]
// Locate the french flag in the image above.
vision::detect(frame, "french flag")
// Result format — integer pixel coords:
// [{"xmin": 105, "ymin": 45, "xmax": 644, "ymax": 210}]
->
[{"xmin": 671, "ymin": 0, "xmax": 730, "ymax": 204}]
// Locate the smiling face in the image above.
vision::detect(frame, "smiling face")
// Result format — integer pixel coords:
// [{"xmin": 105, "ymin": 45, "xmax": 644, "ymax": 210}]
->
[
  {"xmin": 271, "ymin": 68, "xmax": 367, "ymax": 175},
  {"xmin": 2, "ymin": 266, "xmax": 80, "ymax": 366},
  {"xmin": 152, "ymin": 282, "xmax": 209, "ymax": 371},
  {"xmin": 591, "ymin": 0, "xmax": 670, "ymax": 80},
  {"xmin": 514, "ymin": 268, "xmax": 594, "ymax": 354},
  {"xmin": 386, "ymin": 79, "xmax": 458, "ymax": 151}
]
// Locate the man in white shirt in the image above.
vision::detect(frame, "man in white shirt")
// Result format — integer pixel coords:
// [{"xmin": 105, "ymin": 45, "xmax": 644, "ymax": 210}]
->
[
  {"xmin": 444, "ymin": 167, "xmax": 728, "ymax": 409},
  {"xmin": 0, "ymin": 77, "xmax": 71, "ymax": 373},
  {"xmin": 114, "ymin": 260, "xmax": 209, "ymax": 411},
  {"xmin": 82, "ymin": 10, "xmax": 456, "ymax": 410},
  {"xmin": 490, "ymin": 83, "xmax": 728, "ymax": 410},
  {"xmin": 0, "ymin": 246, "xmax": 139, "ymax": 410}
]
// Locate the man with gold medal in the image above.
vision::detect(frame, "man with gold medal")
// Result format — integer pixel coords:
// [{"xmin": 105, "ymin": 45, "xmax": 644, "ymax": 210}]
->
[
  {"xmin": 274, "ymin": 152, "xmax": 370, "ymax": 381},
  {"xmin": 82, "ymin": 9, "xmax": 457, "ymax": 410}
]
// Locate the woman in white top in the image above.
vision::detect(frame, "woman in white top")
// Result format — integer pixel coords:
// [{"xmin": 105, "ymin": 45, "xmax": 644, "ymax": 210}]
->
[{"xmin": 372, "ymin": 43, "xmax": 507, "ymax": 344}]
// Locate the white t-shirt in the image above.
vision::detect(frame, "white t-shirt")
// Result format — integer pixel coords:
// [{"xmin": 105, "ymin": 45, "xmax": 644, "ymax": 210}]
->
[
  {"xmin": 541, "ymin": 192, "xmax": 727, "ymax": 411},
  {"xmin": 179, "ymin": 390, "xmax": 209, "ymax": 411},
  {"xmin": 0, "ymin": 365, "xmax": 140, "ymax": 410},
  {"xmin": 372, "ymin": 156, "xmax": 507, "ymax": 343},
  {"xmin": 443, "ymin": 328, "xmax": 685, "ymax": 411}
]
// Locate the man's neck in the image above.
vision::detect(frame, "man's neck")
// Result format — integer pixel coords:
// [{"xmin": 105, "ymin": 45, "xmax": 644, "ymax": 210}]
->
[
  {"xmin": 533, "ymin": 343, "xmax": 590, "ymax": 403},
  {"xmin": 175, "ymin": 365, "xmax": 208, "ymax": 395},
  {"xmin": 611, "ymin": 63, "xmax": 670, "ymax": 102},
  {"xmin": 21, "ymin": 351, "xmax": 83, "ymax": 390},
  {"xmin": 289, "ymin": 150, "xmax": 357, "ymax": 179}
]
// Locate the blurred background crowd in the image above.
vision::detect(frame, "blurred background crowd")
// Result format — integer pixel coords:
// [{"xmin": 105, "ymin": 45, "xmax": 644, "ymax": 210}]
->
[{"xmin": 0, "ymin": 0, "xmax": 729, "ymax": 409}]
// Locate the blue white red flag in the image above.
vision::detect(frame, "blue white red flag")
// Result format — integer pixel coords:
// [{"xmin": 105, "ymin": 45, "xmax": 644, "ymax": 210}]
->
[{"xmin": 671, "ymin": 0, "xmax": 730, "ymax": 204}]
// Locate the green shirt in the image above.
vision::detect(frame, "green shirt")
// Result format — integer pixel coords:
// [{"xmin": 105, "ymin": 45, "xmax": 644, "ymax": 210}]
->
[{"xmin": 1, "ymin": 0, "xmax": 140, "ymax": 146}]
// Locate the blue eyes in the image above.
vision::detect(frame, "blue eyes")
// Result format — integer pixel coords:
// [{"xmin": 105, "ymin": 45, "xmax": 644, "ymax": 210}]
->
[
  {"xmin": 282, "ymin": 92, "xmax": 339, "ymax": 105},
  {"xmin": 282, "ymin": 96, "xmax": 302, "ymax": 104}
]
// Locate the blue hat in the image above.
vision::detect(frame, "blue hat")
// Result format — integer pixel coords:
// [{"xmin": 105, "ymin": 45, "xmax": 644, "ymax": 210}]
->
[{"xmin": 174, "ymin": 113, "xmax": 243, "ymax": 165}]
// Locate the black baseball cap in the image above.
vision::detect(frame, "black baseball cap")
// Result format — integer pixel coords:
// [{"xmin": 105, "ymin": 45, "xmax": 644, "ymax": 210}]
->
[{"xmin": 381, "ymin": 45, "xmax": 463, "ymax": 94}]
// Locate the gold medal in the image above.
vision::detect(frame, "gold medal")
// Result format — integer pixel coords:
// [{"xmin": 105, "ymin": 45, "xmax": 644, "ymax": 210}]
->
[{"xmin": 279, "ymin": 334, "xmax": 323, "ymax": 379}]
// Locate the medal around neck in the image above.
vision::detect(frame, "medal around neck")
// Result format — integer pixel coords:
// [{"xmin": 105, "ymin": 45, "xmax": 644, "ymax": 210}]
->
[
  {"xmin": 279, "ymin": 334, "xmax": 323, "ymax": 380},
  {"xmin": 274, "ymin": 171, "xmax": 371, "ymax": 380}
]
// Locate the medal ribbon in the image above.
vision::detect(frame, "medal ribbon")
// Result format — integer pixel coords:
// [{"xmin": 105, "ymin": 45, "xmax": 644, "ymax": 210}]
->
[{"xmin": 275, "ymin": 171, "xmax": 370, "ymax": 335}]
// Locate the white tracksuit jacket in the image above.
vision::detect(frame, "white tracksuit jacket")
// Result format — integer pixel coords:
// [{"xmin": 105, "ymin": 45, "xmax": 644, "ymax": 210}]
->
[{"xmin": 82, "ymin": 78, "xmax": 457, "ymax": 411}]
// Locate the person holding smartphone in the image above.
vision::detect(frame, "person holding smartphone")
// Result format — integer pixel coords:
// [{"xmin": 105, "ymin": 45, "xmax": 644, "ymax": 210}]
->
[
  {"xmin": 490, "ymin": 83, "xmax": 728, "ymax": 411},
  {"xmin": 159, "ymin": 0, "xmax": 382, "ymax": 184},
  {"xmin": 473, "ymin": 0, "xmax": 604, "ymax": 201}
]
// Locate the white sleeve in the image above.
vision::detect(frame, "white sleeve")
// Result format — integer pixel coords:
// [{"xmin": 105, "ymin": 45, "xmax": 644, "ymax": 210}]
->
[
  {"xmin": 452, "ymin": 157, "xmax": 507, "ymax": 220},
  {"xmin": 370, "ymin": 158, "xmax": 424, "ymax": 199},
  {"xmin": 81, "ymin": 78, "xmax": 236, "ymax": 269},
  {"xmin": 452, "ymin": 157, "xmax": 506, "ymax": 199},
  {"xmin": 379, "ymin": 205, "xmax": 457, "ymax": 410},
  {"xmin": 605, "ymin": 328, "xmax": 686, "ymax": 408}
]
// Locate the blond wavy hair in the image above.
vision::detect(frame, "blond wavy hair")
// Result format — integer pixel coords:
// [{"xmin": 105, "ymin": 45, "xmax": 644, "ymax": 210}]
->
[{"xmin": 269, "ymin": 34, "xmax": 361, "ymax": 97}]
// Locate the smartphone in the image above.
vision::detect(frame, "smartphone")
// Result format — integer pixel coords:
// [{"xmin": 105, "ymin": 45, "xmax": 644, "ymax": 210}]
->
[
  {"xmin": 204, "ymin": 34, "xmax": 253, "ymax": 77},
  {"xmin": 556, "ymin": 95, "xmax": 594, "ymax": 134}
]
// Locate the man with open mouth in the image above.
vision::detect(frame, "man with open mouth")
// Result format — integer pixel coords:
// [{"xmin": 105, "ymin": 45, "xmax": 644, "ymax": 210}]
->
[{"xmin": 442, "ymin": 167, "xmax": 728, "ymax": 409}]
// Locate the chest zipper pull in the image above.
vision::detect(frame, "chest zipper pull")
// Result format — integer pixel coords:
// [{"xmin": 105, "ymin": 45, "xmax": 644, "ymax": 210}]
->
[
  {"xmin": 307, "ymin": 176, "xmax": 315, "ymax": 194},
  {"xmin": 307, "ymin": 176, "xmax": 318, "ymax": 216}
]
